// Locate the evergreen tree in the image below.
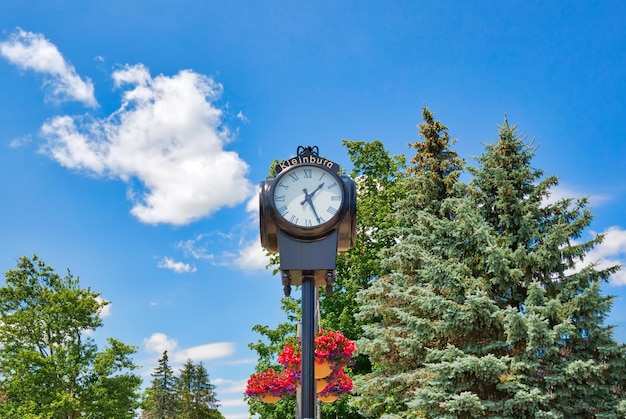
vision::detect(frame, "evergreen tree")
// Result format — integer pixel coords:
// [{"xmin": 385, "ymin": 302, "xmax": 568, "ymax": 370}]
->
[
  {"xmin": 177, "ymin": 359, "xmax": 223, "ymax": 419},
  {"xmin": 142, "ymin": 350, "xmax": 180, "ymax": 418},
  {"xmin": 355, "ymin": 116, "xmax": 626, "ymax": 418},
  {"xmin": 0, "ymin": 255, "xmax": 141, "ymax": 419},
  {"xmin": 353, "ymin": 108, "xmax": 464, "ymax": 417}
]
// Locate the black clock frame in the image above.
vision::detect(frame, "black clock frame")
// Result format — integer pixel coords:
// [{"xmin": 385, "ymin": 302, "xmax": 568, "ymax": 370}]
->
[{"xmin": 269, "ymin": 164, "xmax": 347, "ymax": 237}]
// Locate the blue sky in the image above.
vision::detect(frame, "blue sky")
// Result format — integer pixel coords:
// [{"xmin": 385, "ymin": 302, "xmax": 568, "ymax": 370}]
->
[{"xmin": 1, "ymin": 2, "xmax": 626, "ymax": 418}]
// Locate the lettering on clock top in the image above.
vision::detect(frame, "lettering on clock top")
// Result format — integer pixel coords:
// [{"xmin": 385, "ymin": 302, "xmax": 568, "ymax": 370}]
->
[{"xmin": 274, "ymin": 155, "xmax": 340, "ymax": 175}]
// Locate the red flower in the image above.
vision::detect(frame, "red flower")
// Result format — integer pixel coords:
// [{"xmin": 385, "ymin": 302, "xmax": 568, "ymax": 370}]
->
[
  {"xmin": 245, "ymin": 368, "xmax": 296, "ymax": 398},
  {"xmin": 278, "ymin": 343, "xmax": 301, "ymax": 368},
  {"xmin": 314, "ymin": 329, "xmax": 356, "ymax": 366}
]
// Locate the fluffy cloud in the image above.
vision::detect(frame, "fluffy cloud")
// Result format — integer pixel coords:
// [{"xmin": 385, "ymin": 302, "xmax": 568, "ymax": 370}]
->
[
  {"xmin": 143, "ymin": 332, "xmax": 178, "ymax": 355},
  {"xmin": 157, "ymin": 256, "xmax": 197, "ymax": 273},
  {"xmin": 0, "ymin": 29, "xmax": 96, "ymax": 107},
  {"xmin": 41, "ymin": 64, "xmax": 252, "ymax": 225},
  {"xmin": 1, "ymin": 29, "xmax": 253, "ymax": 226}
]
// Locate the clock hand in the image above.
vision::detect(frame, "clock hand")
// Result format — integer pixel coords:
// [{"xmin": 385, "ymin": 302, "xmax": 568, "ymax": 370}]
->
[
  {"xmin": 300, "ymin": 188, "xmax": 323, "ymax": 224},
  {"xmin": 309, "ymin": 182, "xmax": 324, "ymax": 198}
]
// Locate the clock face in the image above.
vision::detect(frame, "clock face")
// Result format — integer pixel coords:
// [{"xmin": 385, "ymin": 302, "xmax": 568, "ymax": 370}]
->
[{"xmin": 272, "ymin": 165, "xmax": 344, "ymax": 228}]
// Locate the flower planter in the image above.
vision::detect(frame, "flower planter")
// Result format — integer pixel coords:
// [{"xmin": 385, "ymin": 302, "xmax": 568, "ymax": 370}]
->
[
  {"xmin": 316, "ymin": 378, "xmax": 329, "ymax": 393},
  {"xmin": 260, "ymin": 393, "xmax": 281, "ymax": 403},
  {"xmin": 314, "ymin": 359, "xmax": 333, "ymax": 379},
  {"xmin": 318, "ymin": 393, "xmax": 339, "ymax": 403}
]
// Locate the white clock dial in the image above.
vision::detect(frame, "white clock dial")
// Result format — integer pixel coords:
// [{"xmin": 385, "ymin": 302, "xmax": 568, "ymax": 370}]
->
[{"xmin": 272, "ymin": 165, "xmax": 344, "ymax": 228}]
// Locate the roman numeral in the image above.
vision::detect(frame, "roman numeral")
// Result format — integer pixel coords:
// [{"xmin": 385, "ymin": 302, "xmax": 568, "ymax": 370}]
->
[
  {"xmin": 275, "ymin": 195, "xmax": 285, "ymax": 202},
  {"xmin": 289, "ymin": 215, "xmax": 298, "ymax": 224},
  {"xmin": 327, "ymin": 182, "xmax": 337, "ymax": 189},
  {"xmin": 278, "ymin": 182, "xmax": 289, "ymax": 190},
  {"xmin": 303, "ymin": 169, "xmax": 312, "ymax": 178},
  {"xmin": 305, "ymin": 219, "xmax": 313, "ymax": 227},
  {"xmin": 278, "ymin": 206, "xmax": 288, "ymax": 215},
  {"xmin": 318, "ymin": 172, "xmax": 326, "ymax": 181},
  {"xmin": 331, "ymin": 195, "xmax": 341, "ymax": 201},
  {"xmin": 327, "ymin": 206, "xmax": 338, "ymax": 215},
  {"xmin": 289, "ymin": 173, "xmax": 299, "ymax": 182}
]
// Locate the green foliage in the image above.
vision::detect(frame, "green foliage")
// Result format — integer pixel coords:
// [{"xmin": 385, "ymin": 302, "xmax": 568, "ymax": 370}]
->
[
  {"xmin": 142, "ymin": 350, "xmax": 180, "ymax": 419},
  {"xmin": 177, "ymin": 359, "xmax": 223, "ymax": 419},
  {"xmin": 250, "ymin": 110, "xmax": 626, "ymax": 418},
  {"xmin": 354, "ymin": 115, "xmax": 626, "ymax": 418},
  {"xmin": 246, "ymin": 299, "xmax": 299, "ymax": 418},
  {"xmin": 0, "ymin": 254, "xmax": 141, "ymax": 419},
  {"xmin": 353, "ymin": 108, "xmax": 464, "ymax": 417}
]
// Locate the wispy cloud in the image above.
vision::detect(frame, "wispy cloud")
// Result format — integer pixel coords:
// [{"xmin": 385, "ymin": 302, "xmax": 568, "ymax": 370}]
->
[
  {"xmin": 0, "ymin": 29, "xmax": 96, "ymax": 107},
  {"xmin": 177, "ymin": 232, "xmax": 268, "ymax": 272},
  {"xmin": 143, "ymin": 332, "xmax": 235, "ymax": 363},
  {"xmin": 1, "ymin": 29, "xmax": 253, "ymax": 226},
  {"xmin": 157, "ymin": 256, "xmax": 196, "ymax": 273},
  {"xmin": 175, "ymin": 190, "xmax": 269, "ymax": 271},
  {"xmin": 544, "ymin": 184, "xmax": 612, "ymax": 208}
]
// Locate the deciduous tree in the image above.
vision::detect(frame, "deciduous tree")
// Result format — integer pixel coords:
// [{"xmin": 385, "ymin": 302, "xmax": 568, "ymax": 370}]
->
[{"xmin": 0, "ymin": 254, "xmax": 141, "ymax": 419}]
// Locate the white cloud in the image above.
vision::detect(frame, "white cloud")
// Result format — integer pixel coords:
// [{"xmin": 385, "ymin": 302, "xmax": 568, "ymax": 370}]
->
[
  {"xmin": 222, "ymin": 413, "xmax": 252, "ymax": 419},
  {"xmin": 38, "ymin": 63, "xmax": 253, "ymax": 225},
  {"xmin": 174, "ymin": 192, "xmax": 269, "ymax": 271},
  {"xmin": 157, "ymin": 256, "xmax": 196, "ymax": 273},
  {"xmin": 171, "ymin": 342, "xmax": 235, "ymax": 363},
  {"xmin": 544, "ymin": 184, "xmax": 611, "ymax": 208},
  {"xmin": 144, "ymin": 332, "xmax": 178, "ymax": 354},
  {"xmin": 143, "ymin": 332, "xmax": 235, "ymax": 363},
  {"xmin": 230, "ymin": 239, "xmax": 269, "ymax": 271},
  {"xmin": 0, "ymin": 28, "xmax": 96, "ymax": 107},
  {"xmin": 583, "ymin": 226, "xmax": 626, "ymax": 286},
  {"xmin": 214, "ymin": 378, "xmax": 248, "ymax": 395},
  {"xmin": 96, "ymin": 296, "xmax": 112, "ymax": 318},
  {"xmin": 236, "ymin": 110, "xmax": 248, "ymax": 122},
  {"xmin": 178, "ymin": 232, "xmax": 269, "ymax": 271}
]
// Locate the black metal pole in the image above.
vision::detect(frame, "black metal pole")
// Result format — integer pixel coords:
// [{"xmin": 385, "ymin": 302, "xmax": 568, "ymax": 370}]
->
[{"xmin": 301, "ymin": 270, "xmax": 315, "ymax": 419}]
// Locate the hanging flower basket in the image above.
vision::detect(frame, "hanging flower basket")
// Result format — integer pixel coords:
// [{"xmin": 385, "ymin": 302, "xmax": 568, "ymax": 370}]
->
[
  {"xmin": 318, "ymin": 393, "xmax": 339, "ymax": 403},
  {"xmin": 316, "ymin": 378, "xmax": 329, "ymax": 393},
  {"xmin": 314, "ymin": 329, "xmax": 356, "ymax": 367},
  {"xmin": 245, "ymin": 368, "xmax": 296, "ymax": 402},
  {"xmin": 259, "ymin": 393, "xmax": 281, "ymax": 403},
  {"xmin": 278, "ymin": 341, "xmax": 301, "ymax": 370},
  {"xmin": 317, "ymin": 367, "xmax": 353, "ymax": 403},
  {"xmin": 314, "ymin": 358, "xmax": 333, "ymax": 379}
]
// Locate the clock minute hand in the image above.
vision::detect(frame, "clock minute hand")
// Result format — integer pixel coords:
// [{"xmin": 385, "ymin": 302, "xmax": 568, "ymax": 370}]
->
[{"xmin": 300, "ymin": 188, "xmax": 322, "ymax": 224}]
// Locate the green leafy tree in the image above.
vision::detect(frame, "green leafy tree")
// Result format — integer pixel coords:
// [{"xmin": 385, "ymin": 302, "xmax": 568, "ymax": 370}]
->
[
  {"xmin": 0, "ymin": 254, "xmax": 141, "ymax": 419},
  {"xmin": 142, "ymin": 350, "xmax": 180, "ymax": 418},
  {"xmin": 177, "ymin": 359, "xmax": 224, "ymax": 419}
]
